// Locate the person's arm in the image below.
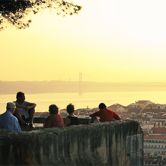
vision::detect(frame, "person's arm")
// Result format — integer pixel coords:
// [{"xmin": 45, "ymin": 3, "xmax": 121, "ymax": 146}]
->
[
  {"xmin": 89, "ymin": 111, "xmax": 100, "ymax": 118},
  {"xmin": 27, "ymin": 103, "xmax": 36, "ymax": 110},
  {"xmin": 89, "ymin": 111, "xmax": 100, "ymax": 122},
  {"xmin": 24, "ymin": 102, "xmax": 36, "ymax": 110},
  {"xmin": 13, "ymin": 110, "xmax": 26, "ymax": 125},
  {"xmin": 113, "ymin": 112, "xmax": 120, "ymax": 120},
  {"xmin": 24, "ymin": 102, "xmax": 36, "ymax": 125},
  {"xmin": 16, "ymin": 102, "xmax": 36, "ymax": 111}
]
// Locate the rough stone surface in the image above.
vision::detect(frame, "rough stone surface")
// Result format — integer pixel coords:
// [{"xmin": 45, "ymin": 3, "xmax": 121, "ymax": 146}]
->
[{"xmin": 0, "ymin": 120, "xmax": 143, "ymax": 166}]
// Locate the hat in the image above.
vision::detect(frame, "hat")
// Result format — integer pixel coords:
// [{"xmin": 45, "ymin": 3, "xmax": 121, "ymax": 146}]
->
[{"xmin": 6, "ymin": 102, "xmax": 16, "ymax": 109}]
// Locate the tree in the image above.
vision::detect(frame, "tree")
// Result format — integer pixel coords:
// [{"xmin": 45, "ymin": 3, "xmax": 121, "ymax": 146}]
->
[{"xmin": 0, "ymin": 0, "xmax": 81, "ymax": 30}]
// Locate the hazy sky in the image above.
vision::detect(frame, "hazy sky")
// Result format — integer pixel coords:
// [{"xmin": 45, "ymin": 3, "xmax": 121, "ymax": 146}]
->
[{"xmin": 1, "ymin": 0, "xmax": 166, "ymax": 82}]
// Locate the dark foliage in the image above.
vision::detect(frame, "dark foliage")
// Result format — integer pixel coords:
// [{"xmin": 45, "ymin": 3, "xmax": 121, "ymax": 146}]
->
[{"xmin": 0, "ymin": 0, "xmax": 81, "ymax": 29}]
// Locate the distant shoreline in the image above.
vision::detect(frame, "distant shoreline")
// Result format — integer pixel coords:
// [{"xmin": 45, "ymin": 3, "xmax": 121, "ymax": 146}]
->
[{"xmin": 1, "ymin": 80, "xmax": 166, "ymax": 94}]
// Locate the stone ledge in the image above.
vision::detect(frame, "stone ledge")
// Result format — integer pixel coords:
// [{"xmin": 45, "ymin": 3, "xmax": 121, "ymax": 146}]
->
[{"xmin": 0, "ymin": 120, "xmax": 143, "ymax": 166}]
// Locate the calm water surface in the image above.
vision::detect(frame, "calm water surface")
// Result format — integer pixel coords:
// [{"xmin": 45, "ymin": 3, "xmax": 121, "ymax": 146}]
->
[{"xmin": 0, "ymin": 91, "xmax": 166, "ymax": 113}]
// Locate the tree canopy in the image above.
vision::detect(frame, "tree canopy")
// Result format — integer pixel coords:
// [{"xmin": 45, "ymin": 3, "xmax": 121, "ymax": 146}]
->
[{"xmin": 0, "ymin": 0, "xmax": 81, "ymax": 30}]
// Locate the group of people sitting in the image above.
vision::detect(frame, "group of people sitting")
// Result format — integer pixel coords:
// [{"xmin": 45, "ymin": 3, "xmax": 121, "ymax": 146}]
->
[
  {"xmin": 0, "ymin": 91, "xmax": 120, "ymax": 133},
  {"xmin": 43, "ymin": 103, "xmax": 79, "ymax": 128}
]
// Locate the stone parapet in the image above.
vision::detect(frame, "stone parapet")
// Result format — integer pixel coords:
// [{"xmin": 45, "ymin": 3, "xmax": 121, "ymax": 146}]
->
[{"xmin": 0, "ymin": 120, "xmax": 143, "ymax": 166}]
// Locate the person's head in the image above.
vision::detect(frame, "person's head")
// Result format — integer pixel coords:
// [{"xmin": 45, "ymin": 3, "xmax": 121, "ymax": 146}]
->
[
  {"xmin": 16, "ymin": 92, "xmax": 25, "ymax": 103},
  {"xmin": 49, "ymin": 104, "xmax": 58, "ymax": 114},
  {"xmin": 66, "ymin": 103, "xmax": 75, "ymax": 115},
  {"xmin": 6, "ymin": 102, "xmax": 16, "ymax": 113},
  {"xmin": 98, "ymin": 103, "xmax": 106, "ymax": 110}
]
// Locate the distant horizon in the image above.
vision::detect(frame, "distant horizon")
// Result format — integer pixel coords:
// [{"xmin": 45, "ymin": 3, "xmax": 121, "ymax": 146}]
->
[{"xmin": 0, "ymin": 80, "xmax": 166, "ymax": 94}]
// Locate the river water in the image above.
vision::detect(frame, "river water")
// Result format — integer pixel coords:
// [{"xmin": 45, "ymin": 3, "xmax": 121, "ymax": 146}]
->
[{"xmin": 0, "ymin": 91, "xmax": 166, "ymax": 113}]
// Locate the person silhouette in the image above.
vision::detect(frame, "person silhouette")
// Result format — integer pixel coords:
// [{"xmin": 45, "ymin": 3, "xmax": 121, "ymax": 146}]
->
[
  {"xmin": 14, "ymin": 92, "xmax": 36, "ymax": 129},
  {"xmin": 0, "ymin": 102, "xmax": 21, "ymax": 133},
  {"xmin": 90, "ymin": 103, "xmax": 120, "ymax": 122},
  {"xmin": 65, "ymin": 103, "xmax": 79, "ymax": 126},
  {"xmin": 44, "ymin": 104, "xmax": 64, "ymax": 128}
]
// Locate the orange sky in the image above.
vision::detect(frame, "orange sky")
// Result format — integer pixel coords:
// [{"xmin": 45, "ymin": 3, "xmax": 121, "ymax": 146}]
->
[{"xmin": 0, "ymin": 0, "xmax": 166, "ymax": 82}]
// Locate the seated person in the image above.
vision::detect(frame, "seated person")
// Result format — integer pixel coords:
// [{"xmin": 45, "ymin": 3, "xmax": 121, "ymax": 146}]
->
[
  {"xmin": 0, "ymin": 102, "xmax": 21, "ymax": 133},
  {"xmin": 65, "ymin": 103, "xmax": 79, "ymax": 126},
  {"xmin": 14, "ymin": 91, "xmax": 36, "ymax": 129},
  {"xmin": 89, "ymin": 103, "xmax": 120, "ymax": 122},
  {"xmin": 43, "ymin": 104, "xmax": 64, "ymax": 128}
]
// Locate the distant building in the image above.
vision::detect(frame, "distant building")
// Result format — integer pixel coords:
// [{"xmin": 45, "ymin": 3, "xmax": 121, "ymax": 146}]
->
[
  {"xmin": 151, "ymin": 126, "xmax": 166, "ymax": 135},
  {"xmin": 144, "ymin": 133, "xmax": 166, "ymax": 166}
]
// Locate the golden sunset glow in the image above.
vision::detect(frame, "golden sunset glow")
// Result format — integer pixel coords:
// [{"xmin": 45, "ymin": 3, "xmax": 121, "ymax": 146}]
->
[{"xmin": 1, "ymin": 0, "xmax": 166, "ymax": 82}]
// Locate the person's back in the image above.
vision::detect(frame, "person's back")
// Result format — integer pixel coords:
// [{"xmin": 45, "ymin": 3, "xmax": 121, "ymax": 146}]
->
[
  {"xmin": 44, "ymin": 104, "xmax": 64, "ymax": 128},
  {"xmin": 90, "ymin": 103, "xmax": 120, "ymax": 122},
  {"xmin": 67, "ymin": 116, "xmax": 79, "ymax": 126},
  {"xmin": 94, "ymin": 108, "xmax": 120, "ymax": 122},
  {"xmin": 65, "ymin": 104, "xmax": 79, "ymax": 126},
  {"xmin": 0, "ymin": 102, "xmax": 21, "ymax": 133},
  {"xmin": 44, "ymin": 114, "xmax": 64, "ymax": 128}
]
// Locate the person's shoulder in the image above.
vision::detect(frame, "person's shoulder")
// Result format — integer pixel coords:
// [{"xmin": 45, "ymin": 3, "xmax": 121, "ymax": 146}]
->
[
  {"xmin": 0, "ymin": 112, "xmax": 5, "ymax": 118},
  {"xmin": 106, "ymin": 108, "xmax": 114, "ymax": 112},
  {"xmin": 11, "ymin": 114, "xmax": 19, "ymax": 121},
  {"xmin": 73, "ymin": 114, "xmax": 78, "ymax": 118},
  {"xmin": 70, "ymin": 116, "xmax": 78, "ymax": 120},
  {"xmin": 56, "ymin": 114, "xmax": 63, "ymax": 119},
  {"xmin": 23, "ymin": 100, "xmax": 32, "ymax": 104},
  {"xmin": 24, "ymin": 101, "xmax": 31, "ymax": 105}
]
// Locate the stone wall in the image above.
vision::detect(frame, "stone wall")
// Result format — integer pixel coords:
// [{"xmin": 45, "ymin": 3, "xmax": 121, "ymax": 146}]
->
[{"xmin": 0, "ymin": 120, "xmax": 143, "ymax": 166}]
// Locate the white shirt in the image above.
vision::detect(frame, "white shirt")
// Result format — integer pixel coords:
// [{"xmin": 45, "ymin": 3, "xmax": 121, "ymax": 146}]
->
[{"xmin": 15, "ymin": 101, "xmax": 30, "ymax": 119}]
